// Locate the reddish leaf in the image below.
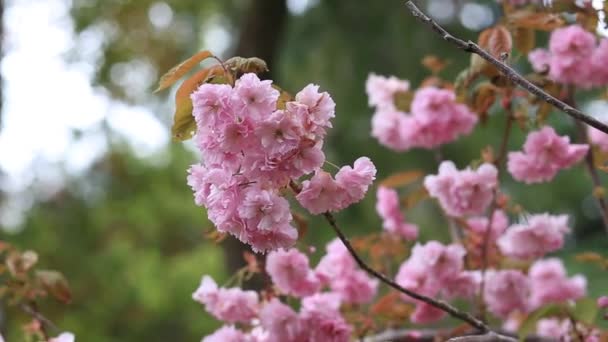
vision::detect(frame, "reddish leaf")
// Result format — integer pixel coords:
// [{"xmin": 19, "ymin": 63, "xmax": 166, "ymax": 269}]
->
[
  {"xmin": 155, "ymin": 50, "xmax": 213, "ymax": 92},
  {"xmin": 380, "ymin": 170, "xmax": 423, "ymax": 188}
]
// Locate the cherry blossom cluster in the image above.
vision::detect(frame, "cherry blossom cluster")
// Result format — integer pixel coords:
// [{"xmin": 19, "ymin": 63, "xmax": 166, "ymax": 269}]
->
[
  {"xmin": 537, "ymin": 318, "xmax": 600, "ymax": 341},
  {"xmin": 366, "ymin": 74, "xmax": 477, "ymax": 151},
  {"xmin": 424, "ymin": 161, "xmax": 498, "ymax": 217},
  {"xmin": 375, "ymin": 186, "xmax": 418, "ymax": 240},
  {"xmin": 194, "ymin": 240, "xmax": 379, "ymax": 342},
  {"xmin": 187, "ymin": 73, "xmax": 375, "ymax": 252},
  {"xmin": 529, "ymin": 24, "xmax": 608, "ymax": 88},
  {"xmin": 507, "ymin": 126, "xmax": 588, "ymax": 184}
]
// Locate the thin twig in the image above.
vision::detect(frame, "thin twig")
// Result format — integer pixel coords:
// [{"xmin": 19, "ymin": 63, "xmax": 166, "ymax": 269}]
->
[
  {"xmin": 21, "ymin": 302, "xmax": 60, "ymax": 338},
  {"xmin": 404, "ymin": 0, "xmax": 608, "ymax": 135},
  {"xmin": 495, "ymin": 113, "xmax": 514, "ymax": 169}
]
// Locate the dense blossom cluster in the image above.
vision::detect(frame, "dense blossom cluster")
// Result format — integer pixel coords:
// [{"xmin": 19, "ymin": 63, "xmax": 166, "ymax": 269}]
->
[
  {"xmin": 424, "ymin": 161, "xmax": 498, "ymax": 217},
  {"xmin": 375, "ymin": 186, "xmax": 418, "ymax": 240},
  {"xmin": 507, "ymin": 126, "xmax": 588, "ymax": 184},
  {"xmin": 195, "ymin": 240, "xmax": 378, "ymax": 341},
  {"xmin": 528, "ymin": 25, "xmax": 608, "ymax": 88},
  {"xmin": 497, "ymin": 213, "xmax": 570, "ymax": 259},
  {"xmin": 366, "ymin": 74, "xmax": 477, "ymax": 151},
  {"xmin": 187, "ymin": 73, "xmax": 375, "ymax": 252}
]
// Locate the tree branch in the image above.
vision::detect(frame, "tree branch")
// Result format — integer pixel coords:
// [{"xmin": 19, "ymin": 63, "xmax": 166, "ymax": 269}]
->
[{"xmin": 404, "ymin": 0, "xmax": 608, "ymax": 135}]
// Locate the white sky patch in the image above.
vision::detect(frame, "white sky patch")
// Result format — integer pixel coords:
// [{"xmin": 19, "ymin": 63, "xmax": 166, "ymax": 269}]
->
[
  {"xmin": 459, "ymin": 3, "xmax": 494, "ymax": 31},
  {"xmin": 148, "ymin": 2, "xmax": 173, "ymax": 30},
  {"xmin": 287, "ymin": 0, "xmax": 319, "ymax": 16},
  {"xmin": 0, "ymin": 0, "xmax": 169, "ymax": 228}
]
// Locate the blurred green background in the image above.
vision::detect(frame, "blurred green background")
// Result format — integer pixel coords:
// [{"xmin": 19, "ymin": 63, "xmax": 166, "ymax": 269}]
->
[{"xmin": 0, "ymin": 0, "xmax": 606, "ymax": 340}]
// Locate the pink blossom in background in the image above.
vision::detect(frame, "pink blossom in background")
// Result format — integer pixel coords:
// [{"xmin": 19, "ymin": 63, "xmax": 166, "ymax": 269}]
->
[
  {"xmin": 536, "ymin": 318, "xmax": 569, "ymax": 339},
  {"xmin": 528, "ymin": 48, "xmax": 550, "ymax": 73},
  {"xmin": 424, "ymin": 161, "xmax": 498, "ymax": 217},
  {"xmin": 315, "ymin": 239, "xmax": 378, "ymax": 304},
  {"xmin": 484, "ymin": 270, "xmax": 530, "ymax": 318},
  {"xmin": 366, "ymin": 78, "xmax": 477, "ymax": 152},
  {"xmin": 300, "ymin": 293, "xmax": 352, "ymax": 342},
  {"xmin": 507, "ymin": 126, "xmax": 588, "ymax": 183},
  {"xmin": 202, "ymin": 326, "xmax": 249, "ymax": 342},
  {"xmin": 466, "ymin": 210, "xmax": 509, "ymax": 242},
  {"xmin": 335, "ymin": 157, "xmax": 377, "ymax": 204},
  {"xmin": 410, "ymin": 302, "xmax": 447, "ymax": 324},
  {"xmin": 259, "ymin": 299, "xmax": 304, "ymax": 342},
  {"xmin": 528, "ymin": 258, "xmax": 586, "ymax": 309},
  {"xmin": 408, "ymin": 241, "xmax": 467, "ymax": 282},
  {"xmin": 375, "ymin": 186, "xmax": 418, "ymax": 240},
  {"xmin": 265, "ymin": 248, "xmax": 320, "ymax": 297},
  {"xmin": 365, "ymin": 73, "xmax": 410, "ymax": 110},
  {"xmin": 294, "ymin": 84, "xmax": 336, "ymax": 136},
  {"xmin": 442, "ymin": 271, "xmax": 481, "ymax": 300},
  {"xmin": 497, "ymin": 213, "xmax": 570, "ymax": 260},
  {"xmin": 598, "ymin": 296, "xmax": 608, "ymax": 309},
  {"xmin": 588, "ymin": 123, "xmax": 608, "ymax": 153},
  {"xmin": 548, "ymin": 25, "xmax": 596, "ymax": 87},
  {"xmin": 592, "ymin": 39, "xmax": 608, "ymax": 87},
  {"xmin": 192, "ymin": 275, "xmax": 259, "ymax": 323},
  {"xmin": 49, "ymin": 333, "xmax": 76, "ymax": 342}
]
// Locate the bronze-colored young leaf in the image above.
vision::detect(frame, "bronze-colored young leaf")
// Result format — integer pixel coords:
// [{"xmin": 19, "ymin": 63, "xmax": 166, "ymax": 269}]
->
[
  {"xmin": 473, "ymin": 25, "xmax": 513, "ymax": 79},
  {"xmin": 36, "ymin": 270, "xmax": 72, "ymax": 304},
  {"xmin": 421, "ymin": 55, "xmax": 449, "ymax": 75},
  {"xmin": 273, "ymin": 84, "xmax": 294, "ymax": 110},
  {"xmin": 508, "ymin": 11, "xmax": 565, "ymax": 31},
  {"xmin": 513, "ymin": 27, "xmax": 535, "ymax": 54},
  {"xmin": 224, "ymin": 56, "xmax": 268, "ymax": 76},
  {"xmin": 155, "ymin": 50, "xmax": 213, "ymax": 92},
  {"xmin": 379, "ymin": 170, "xmax": 423, "ymax": 188},
  {"xmin": 171, "ymin": 65, "xmax": 224, "ymax": 141}
]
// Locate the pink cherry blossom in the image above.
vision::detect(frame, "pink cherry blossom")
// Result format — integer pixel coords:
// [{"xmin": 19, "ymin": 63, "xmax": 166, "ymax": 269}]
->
[
  {"xmin": 466, "ymin": 210, "xmax": 509, "ymax": 242},
  {"xmin": 265, "ymin": 248, "xmax": 320, "ymax": 297},
  {"xmin": 537, "ymin": 318, "xmax": 600, "ymax": 341},
  {"xmin": 231, "ymin": 73, "xmax": 279, "ymax": 120},
  {"xmin": 598, "ymin": 296, "xmax": 608, "ymax": 309},
  {"xmin": 528, "ymin": 48, "xmax": 550, "ymax": 73},
  {"xmin": 296, "ymin": 170, "xmax": 342, "ymax": 214},
  {"xmin": 528, "ymin": 258, "xmax": 586, "ymax": 309},
  {"xmin": 202, "ymin": 326, "xmax": 249, "ymax": 342},
  {"xmin": 548, "ymin": 25, "xmax": 596, "ymax": 87},
  {"xmin": 424, "ymin": 161, "xmax": 498, "ymax": 217},
  {"xmin": 365, "ymin": 73, "xmax": 410, "ymax": 110},
  {"xmin": 295, "ymin": 84, "xmax": 336, "ymax": 134},
  {"xmin": 334, "ymin": 157, "xmax": 377, "ymax": 204},
  {"xmin": 484, "ymin": 270, "xmax": 530, "ymax": 318},
  {"xmin": 259, "ymin": 299, "xmax": 305, "ymax": 342},
  {"xmin": 315, "ymin": 239, "xmax": 378, "ymax": 304},
  {"xmin": 376, "ymin": 186, "xmax": 419, "ymax": 240},
  {"xmin": 409, "ymin": 241, "xmax": 467, "ymax": 282},
  {"xmin": 371, "ymin": 109, "xmax": 412, "ymax": 151},
  {"xmin": 191, "ymin": 83, "xmax": 233, "ymax": 129},
  {"xmin": 507, "ymin": 126, "xmax": 588, "ymax": 183},
  {"xmin": 192, "ymin": 275, "xmax": 259, "ymax": 323},
  {"xmin": 410, "ymin": 302, "xmax": 447, "ymax": 324},
  {"xmin": 497, "ymin": 214, "xmax": 570, "ymax": 260},
  {"xmin": 442, "ymin": 271, "xmax": 481, "ymax": 300},
  {"xmin": 300, "ymin": 293, "xmax": 352, "ymax": 342},
  {"xmin": 591, "ymin": 39, "xmax": 608, "ymax": 87}
]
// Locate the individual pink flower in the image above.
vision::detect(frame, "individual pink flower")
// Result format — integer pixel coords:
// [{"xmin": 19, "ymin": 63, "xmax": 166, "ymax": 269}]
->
[
  {"xmin": 442, "ymin": 271, "xmax": 481, "ymax": 299},
  {"xmin": 375, "ymin": 186, "xmax": 419, "ymax": 240},
  {"xmin": 497, "ymin": 214, "xmax": 570, "ymax": 260},
  {"xmin": 365, "ymin": 73, "xmax": 410, "ymax": 110},
  {"xmin": 259, "ymin": 299, "xmax": 304, "ymax": 342},
  {"xmin": 300, "ymin": 293, "xmax": 352, "ymax": 342},
  {"xmin": 371, "ymin": 109, "xmax": 411, "ymax": 151},
  {"xmin": 548, "ymin": 25, "xmax": 596, "ymax": 87},
  {"xmin": 528, "ymin": 258, "xmax": 586, "ymax": 309},
  {"xmin": 334, "ymin": 157, "xmax": 377, "ymax": 204},
  {"xmin": 191, "ymin": 83, "xmax": 233, "ymax": 129},
  {"xmin": 265, "ymin": 248, "xmax": 320, "ymax": 297},
  {"xmin": 536, "ymin": 318, "xmax": 569, "ymax": 339},
  {"xmin": 507, "ymin": 126, "xmax": 588, "ymax": 183},
  {"xmin": 231, "ymin": 73, "xmax": 279, "ymax": 120},
  {"xmin": 315, "ymin": 239, "xmax": 378, "ymax": 304},
  {"xmin": 239, "ymin": 188, "xmax": 292, "ymax": 232},
  {"xmin": 49, "ymin": 333, "xmax": 76, "ymax": 342},
  {"xmin": 466, "ymin": 210, "xmax": 509, "ymax": 242},
  {"xmin": 598, "ymin": 296, "xmax": 608, "ymax": 309},
  {"xmin": 528, "ymin": 48, "xmax": 551, "ymax": 73},
  {"xmin": 424, "ymin": 161, "xmax": 498, "ymax": 217},
  {"xmin": 192, "ymin": 275, "xmax": 259, "ymax": 323},
  {"xmin": 245, "ymin": 221, "xmax": 298, "ymax": 254},
  {"xmin": 408, "ymin": 241, "xmax": 467, "ymax": 282},
  {"xmin": 409, "ymin": 87, "xmax": 478, "ymax": 148},
  {"xmin": 295, "ymin": 84, "xmax": 336, "ymax": 134},
  {"xmin": 202, "ymin": 326, "xmax": 250, "ymax": 342},
  {"xmin": 484, "ymin": 270, "xmax": 530, "ymax": 318},
  {"xmin": 296, "ymin": 170, "xmax": 342, "ymax": 214}
]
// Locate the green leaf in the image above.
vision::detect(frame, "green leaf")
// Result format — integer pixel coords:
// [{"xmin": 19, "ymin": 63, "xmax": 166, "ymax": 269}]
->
[
  {"xmin": 155, "ymin": 50, "xmax": 213, "ymax": 92},
  {"xmin": 518, "ymin": 304, "xmax": 562, "ymax": 340},
  {"xmin": 571, "ymin": 297, "xmax": 598, "ymax": 325}
]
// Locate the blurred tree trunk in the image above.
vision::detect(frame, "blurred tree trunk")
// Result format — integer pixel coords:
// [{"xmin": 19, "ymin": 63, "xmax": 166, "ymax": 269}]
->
[{"xmin": 222, "ymin": 0, "xmax": 287, "ymax": 283}]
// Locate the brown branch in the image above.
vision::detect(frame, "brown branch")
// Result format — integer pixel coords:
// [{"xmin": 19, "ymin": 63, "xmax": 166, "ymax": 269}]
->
[
  {"xmin": 404, "ymin": 0, "xmax": 608, "ymax": 135},
  {"xmin": 20, "ymin": 302, "xmax": 60, "ymax": 339}
]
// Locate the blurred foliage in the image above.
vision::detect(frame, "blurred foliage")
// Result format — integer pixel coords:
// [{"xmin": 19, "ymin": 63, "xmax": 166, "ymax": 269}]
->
[{"xmin": 1, "ymin": 0, "xmax": 607, "ymax": 340}]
